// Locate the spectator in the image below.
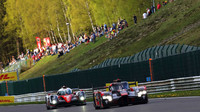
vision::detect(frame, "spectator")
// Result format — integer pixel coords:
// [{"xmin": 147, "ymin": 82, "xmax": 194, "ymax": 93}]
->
[
  {"xmin": 124, "ymin": 19, "xmax": 128, "ymax": 28},
  {"xmin": 165, "ymin": 1, "xmax": 168, "ymax": 5},
  {"xmin": 32, "ymin": 54, "xmax": 35, "ymax": 65},
  {"xmin": 147, "ymin": 8, "xmax": 151, "ymax": 16},
  {"xmin": 112, "ymin": 23, "xmax": 116, "ymax": 30},
  {"xmin": 90, "ymin": 33, "xmax": 93, "ymax": 42},
  {"xmin": 79, "ymin": 35, "xmax": 83, "ymax": 43},
  {"xmin": 151, "ymin": 5, "xmax": 155, "ymax": 13},
  {"xmin": 11, "ymin": 56, "xmax": 16, "ymax": 64},
  {"xmin": 104, "ymin": 23, "xmax": 108, "ymax": 33},
  {"xmin": 57, "ymin": 43, "xmax": 63, "ymax": 58},
  {"xmin": 157, "ymin": 2, "xmax": 161, "ymax": 10},
  {"xmin": 52, "ymin": 44, "xmax": 56, "ymax": 55},
  {"xmin": 162, "ymin": 1, "xmax": 166, "ymax": 6},
  {"xmin": 92, "ymin": 32, "xmax": 96, "ymax": 43},
  {"xmin": 143, "ymin": 12, "xmax": 147, "ymax": 19},
  {"xmin": 133, "ymin": 15, "xmax": 137, "ymax": 25}
]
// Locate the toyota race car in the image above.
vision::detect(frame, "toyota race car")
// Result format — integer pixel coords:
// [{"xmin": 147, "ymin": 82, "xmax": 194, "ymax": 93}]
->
[
  {"xmin": 45, "ymin": 86, "xmax": 86, "ymax": 110},
  {"xmin": 93, "ymin": 79, "xmax": 148, "ymax": 109}
]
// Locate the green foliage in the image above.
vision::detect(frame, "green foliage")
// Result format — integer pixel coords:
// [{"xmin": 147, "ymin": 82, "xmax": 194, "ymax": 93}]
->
[
  {"xmin": 1, "ymin": 0, "xmax": 155, "ymax": 65},
  {"xmin": 0, "ymin": 0, "xmax": 19, "ymax": 65}
]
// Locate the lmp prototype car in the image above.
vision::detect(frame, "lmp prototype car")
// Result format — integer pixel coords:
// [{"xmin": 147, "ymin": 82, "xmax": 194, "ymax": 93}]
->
[
  {"xmin": 93, "ymin": 79, "xmax": 148, "ymax": 109},
  {"xmin": 45, "ymin": 86, "xmax": 86, "ymax": 110}
]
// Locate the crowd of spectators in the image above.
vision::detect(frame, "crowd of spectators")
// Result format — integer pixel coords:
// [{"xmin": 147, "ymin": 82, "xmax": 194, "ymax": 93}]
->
[
  {"xmin": 143, "ymin": 0, "xmax": 175, "ymax": 19},
  {"xmin": 4, "ymin": 0, "xmax": 176, "ymax": 70},
  {"xmin": 4, "ymin": 18, "xmax": 129, "ymax": 68}
]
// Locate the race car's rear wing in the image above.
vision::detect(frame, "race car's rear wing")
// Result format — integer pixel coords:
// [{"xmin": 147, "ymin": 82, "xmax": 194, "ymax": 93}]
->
[
  {"xmin": 46, "ymin": 88, "xmax": 83, "ymax": 95},
  {"xmin": 105, "ymin": 81, "xmax": 138, "ymax": 91}
]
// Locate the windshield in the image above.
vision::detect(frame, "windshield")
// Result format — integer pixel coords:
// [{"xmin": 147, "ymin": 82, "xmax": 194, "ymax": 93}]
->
[
  {"xmin": 57, "ymin": 91, "xmax": 66, "ymax": 95},
  {"xmin": 122, "ymin": 82, "xmax": 129, "ymax": 89},
  {"xmin": 57, "ymin": 88, "xmax": 72, "ymax": 95},
  {"xmin": 66, "ymin": 89, "xmax": 72, "ymax": 95},
  {"xmin": 110, "ymin": 84, "xmax": 123, "ymax": 91}
]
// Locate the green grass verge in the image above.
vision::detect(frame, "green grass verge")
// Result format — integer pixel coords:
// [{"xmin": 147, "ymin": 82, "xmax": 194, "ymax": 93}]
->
[
  {"xmin": 148, "ymin": 90, "xmax": 200, "ymax": 98},
  {"xmin": 0, "ymin": 101, "xmax": 45, "ymax": 106}
]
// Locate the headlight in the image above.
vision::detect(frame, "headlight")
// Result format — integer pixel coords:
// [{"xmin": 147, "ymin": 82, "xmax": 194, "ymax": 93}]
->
[
  {"xmin": 80, "ymin": 96, "xmax": 85, "ymax": 101},
  {"xmin": 138, "ymin": 91, "xmax": 147, "ymax": 97},
  {"xmin": 138, "ymin": 92, "xmax": 142, "ymax": 97},
  {"xmin": 142, "ymin": 91, "xmax": 147, "ymax": 94},
  {"xmin": 102, "ymin": 96, "xmax": 112, "ymax": 102},
  {"xmin": 52, "ymin": 100, "xmax": 57, "ymax": 104}
]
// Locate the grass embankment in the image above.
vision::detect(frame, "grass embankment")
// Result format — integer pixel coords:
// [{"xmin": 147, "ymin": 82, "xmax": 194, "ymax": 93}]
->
[
  {"xmin": 1, "ymin": 90, "xmax": 200, "ymax": 106},
  {"xmin": 20, "ymin": 0, "xmax": 200, "ymax": 80},
  {"xmin": 0, "ymin": 101, "xmax": 45, "ymax": 106},
  {"xmin": 148, "ymin": 90, "xmax": 200, "ymax": 98}
]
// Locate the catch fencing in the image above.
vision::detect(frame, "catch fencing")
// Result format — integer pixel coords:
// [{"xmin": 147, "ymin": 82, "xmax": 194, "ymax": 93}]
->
[
  {"xmin": 13, "ymin": 75, "xmax": 200, "ymax": 103},
  {"xmin": 91, "ymin": 44, "xmax": 200, "ymax": 69}
]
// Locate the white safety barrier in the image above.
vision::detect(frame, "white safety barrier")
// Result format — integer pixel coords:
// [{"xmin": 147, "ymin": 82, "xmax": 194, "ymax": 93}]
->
[
  {"xmin": 139, "ymin": 76, "xmax": 200, "ymax": 94},
  {"xmin": 13, "ymin": 75, "xmax": 200, "ymax": 103}
]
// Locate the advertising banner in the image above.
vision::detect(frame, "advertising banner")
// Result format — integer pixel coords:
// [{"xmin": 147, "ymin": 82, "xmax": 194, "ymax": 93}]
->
[
  {"xmin": 0, "ymin": 72, "xmax": 17, "ymax": 81},
  {"xmin": 35, "ymin": 37, "xmax": 41, "ymax": 49},
  {"xmin": 0, "ymin": 96, "xmax": 14, "ymax": 104},
  {"xmin": 43, "ymin": 37, "xmax": 51, "ymax": 47}
]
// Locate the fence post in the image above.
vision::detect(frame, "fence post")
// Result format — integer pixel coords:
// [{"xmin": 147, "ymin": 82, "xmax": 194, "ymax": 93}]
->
[
  {"xmin": 149, "ymin": 58, "xmax": 153, "ymax": 81},
  {"xmin": 6, "ymin": 81, "xmax": 9, "ymax": 96},
  {"xmin": 16, "ymin": 69, "xmax": 19, "ymax": 81},
  {"xmin": 43, "ymin": 75, "xmax": 46, "ymax": 92}
]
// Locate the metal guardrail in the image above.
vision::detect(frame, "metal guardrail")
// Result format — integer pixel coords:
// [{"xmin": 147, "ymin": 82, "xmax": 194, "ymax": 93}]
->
[
  {"xmin": 13, "ymin": 75, "xmax": 200, "ymax": 103},
  {"xmin": 13, "ymin": 88, "xmax": 102, "ymax": 103},
  {"xmin": 139, "ymin": 76, "xmax": 200, "ymax": 94}
]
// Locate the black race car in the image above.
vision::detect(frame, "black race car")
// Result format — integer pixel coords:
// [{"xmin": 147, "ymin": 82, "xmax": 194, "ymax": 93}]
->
[{"xmin": 93, "ymin": 79, "xmax": 148, "ymax": 109}]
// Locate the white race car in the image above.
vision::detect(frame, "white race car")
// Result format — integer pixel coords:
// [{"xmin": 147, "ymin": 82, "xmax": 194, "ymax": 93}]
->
[{"xmin": 45, "ymin": 86, "xmax": 86, "ymax": 110}]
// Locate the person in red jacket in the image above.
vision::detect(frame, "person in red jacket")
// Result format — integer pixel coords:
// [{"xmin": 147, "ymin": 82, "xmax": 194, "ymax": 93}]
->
[{"xmin": 157, "ymin": 2, "xmax": 161, "ymax": 10}]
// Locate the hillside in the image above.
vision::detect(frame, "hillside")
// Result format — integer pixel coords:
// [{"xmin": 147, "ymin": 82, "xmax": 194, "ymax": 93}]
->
[{"xmin": 20, "ymin": 0, "xmax": 200, "ymax": 80}]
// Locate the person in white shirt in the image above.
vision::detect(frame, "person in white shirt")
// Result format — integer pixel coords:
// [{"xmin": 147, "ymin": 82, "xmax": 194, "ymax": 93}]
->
[{"xmin": 143, "ymin": 12, "xmax": 147, "ymax": 19}]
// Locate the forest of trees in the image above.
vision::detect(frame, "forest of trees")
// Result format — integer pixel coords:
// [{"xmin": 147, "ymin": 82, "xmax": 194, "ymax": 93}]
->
[{"xmin": 0, "ymin": 0, "xmax": 152, "ymax": 66}]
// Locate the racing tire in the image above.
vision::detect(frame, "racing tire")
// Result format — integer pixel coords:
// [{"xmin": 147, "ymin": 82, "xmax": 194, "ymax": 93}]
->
[
  {"xmin": 99, "ymin": 97, "xmax": 104, "ymax": 109},
  {"xmin": 143, "ymin": 94, "xmax": 148, "ymax": 104},
  {"xmin": 46, "ymin": 99, "xmax": 57, "ymax": 110},
  {"xmin": 93, "ymin": 95, "xmax": 100, "ymax": 110},
  {"xmin": 46, "ymin": 100, "xmax": 51, "ymax": 110},
  {"xmin": 93, "ymin": 102, "xmax": 100, "ymax": 110}
]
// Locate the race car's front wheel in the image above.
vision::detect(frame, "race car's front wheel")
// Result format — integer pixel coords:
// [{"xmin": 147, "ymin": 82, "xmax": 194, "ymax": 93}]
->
[
  {"xmin": 142, "ymin": 94, "xmax": 148, "ymax": 104},
  {"xmin": 99, "ymin": 97, "xmax": 104, "ymax": 109},
  {"xmin": 46, "ymin": 99, "xmax": 57, "ymax": 110},
  {"xmin": 46, "ymin": 100, "xmax": 51, "ymax": 110}
]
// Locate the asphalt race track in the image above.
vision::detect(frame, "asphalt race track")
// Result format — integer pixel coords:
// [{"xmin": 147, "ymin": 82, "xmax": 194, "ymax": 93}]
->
[{"xmin": 1, "ymin": 96, "xmax": 200, "ymax": 112}]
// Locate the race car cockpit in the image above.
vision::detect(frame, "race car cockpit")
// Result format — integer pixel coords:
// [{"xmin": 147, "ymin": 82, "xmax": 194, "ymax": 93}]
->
[
  {"xmin": 57, "ymin": 88, "xmax": 73, "ymax": 95},
  {"xmin": 109, "ymin": 83, "xmax": 123, "ymax": 91}
]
